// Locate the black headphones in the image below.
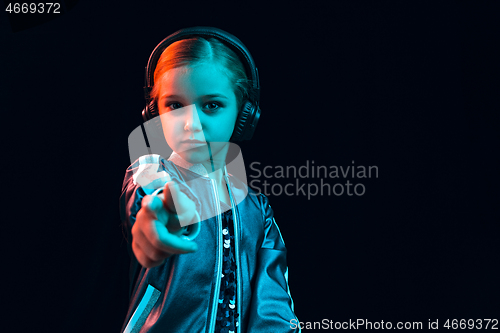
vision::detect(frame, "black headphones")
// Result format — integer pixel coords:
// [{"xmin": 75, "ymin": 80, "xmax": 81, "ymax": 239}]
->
[{"xmin": 141, "ymin": 26, "xmax": 261, "ymax": 143}]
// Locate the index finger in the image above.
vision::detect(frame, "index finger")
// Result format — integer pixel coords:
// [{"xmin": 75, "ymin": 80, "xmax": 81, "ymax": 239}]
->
[{"xmin": 164, "ymin": 181, "xmax": 197, "ymax": 226}]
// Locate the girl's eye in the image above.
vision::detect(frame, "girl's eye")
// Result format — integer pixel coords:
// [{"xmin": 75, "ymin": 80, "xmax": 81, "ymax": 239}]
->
[
  {"xmin": 203, "ymin": 102, "xmax": 221, "ymax": 112},
  {"xmin": 165, "ymin": 102, "xmax": 182, "ymax": 110}
]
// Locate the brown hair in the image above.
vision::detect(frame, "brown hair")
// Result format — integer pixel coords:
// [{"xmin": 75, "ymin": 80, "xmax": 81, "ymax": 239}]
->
[{"xmin": 150, "ymin": 37, "xmax": 254, "ymax": 109}]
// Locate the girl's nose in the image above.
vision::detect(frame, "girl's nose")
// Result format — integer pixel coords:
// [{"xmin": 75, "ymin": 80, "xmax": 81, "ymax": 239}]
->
[{"xmin": 183, "ymin": 104, "xmax": 202, "ymax": 132}]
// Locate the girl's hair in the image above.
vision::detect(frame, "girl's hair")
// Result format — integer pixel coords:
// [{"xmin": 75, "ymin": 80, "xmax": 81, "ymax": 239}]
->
[{"xmin": 150, "ymin": 37, "xmax": 255, "ymax": 109}]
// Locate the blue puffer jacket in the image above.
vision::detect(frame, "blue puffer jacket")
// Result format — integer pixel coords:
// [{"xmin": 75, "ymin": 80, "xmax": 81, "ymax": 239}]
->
[{"xmin": 119, "ymin": 152, "xmax": 300, "ymax": 333}]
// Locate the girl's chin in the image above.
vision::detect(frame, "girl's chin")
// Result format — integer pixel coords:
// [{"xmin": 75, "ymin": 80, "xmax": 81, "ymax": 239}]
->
[{"xmin": 176, "ymin": 148, "xmax": 212, "ymax": 164}]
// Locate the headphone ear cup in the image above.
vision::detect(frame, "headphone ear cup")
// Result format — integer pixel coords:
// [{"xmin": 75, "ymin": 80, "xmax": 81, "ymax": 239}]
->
[
  {"xmin": 231, "ymin": 100, "xmax": 255, "ymax": 143},
  {"xmin": 247, "ymin": 106, "xmax": 260, "ymax": 140},
  {"xmin": 148, "ymin": 99, "xmax": 159, "ymax": 119},
  {"xmin": 142, "ymin": 99, "xmax": 157, "ymax": 122},
  {"xmin": 142, "ymin": 107, "xmax": 150, "ymax": 122},
  {"xmin": 142, "ymin": 100, "xmax": 164, "ymax": 139}
]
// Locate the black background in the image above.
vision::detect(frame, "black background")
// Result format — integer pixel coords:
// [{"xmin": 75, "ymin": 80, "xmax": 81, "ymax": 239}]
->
[{"xmin": 2, "ymin": 1, "xmax": 498, "ymax": 332}]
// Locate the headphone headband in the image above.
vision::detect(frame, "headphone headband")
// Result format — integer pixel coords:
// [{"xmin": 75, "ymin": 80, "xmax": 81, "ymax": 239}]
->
[{"xmin": 144, "ymin": 26, "xmax": 260, "ymax": 103}]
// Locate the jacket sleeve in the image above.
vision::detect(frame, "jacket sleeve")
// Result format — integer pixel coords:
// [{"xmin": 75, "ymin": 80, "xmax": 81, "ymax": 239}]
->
[
  {"xmin": 246, "ymin": 193, "xmax": 301, "ymax": 333},
  {"xmin": 119, "ymin": 155, "xmax": 173, "ymax": 298}
]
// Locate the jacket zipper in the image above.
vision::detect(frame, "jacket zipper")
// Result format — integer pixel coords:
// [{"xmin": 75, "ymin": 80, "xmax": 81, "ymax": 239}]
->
[
  {"xmin": 208, "ymin": 178, "xmax": 223, "ymax": 333},
  {"xmin": 224, "ymin": 173, "xmax": 242, "ymax": 332}
]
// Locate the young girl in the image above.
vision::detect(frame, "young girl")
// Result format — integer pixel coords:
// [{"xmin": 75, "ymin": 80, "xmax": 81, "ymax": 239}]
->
[{"xmin": 120, "ymin": 27, "xmax": 299, "ymax": 333}]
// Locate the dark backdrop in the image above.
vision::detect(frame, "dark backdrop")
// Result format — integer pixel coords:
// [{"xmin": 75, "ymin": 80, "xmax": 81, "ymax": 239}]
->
[{"xmin": 2, "ymin": 1, "xmax": 498, "ymax": 332}]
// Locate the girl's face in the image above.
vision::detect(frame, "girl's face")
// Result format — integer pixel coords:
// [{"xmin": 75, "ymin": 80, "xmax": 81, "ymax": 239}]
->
[{"xmin": 157, "ymin": 62, "xmax": 239, "ymax": 167}]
